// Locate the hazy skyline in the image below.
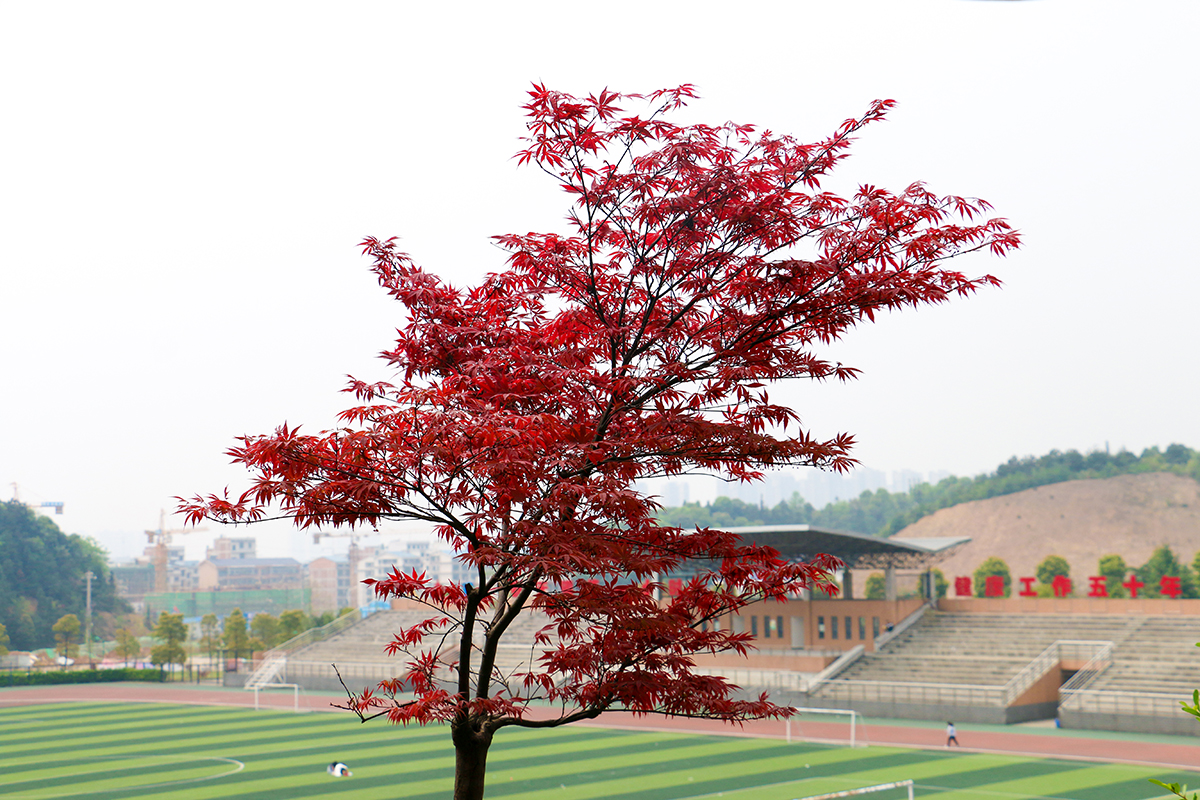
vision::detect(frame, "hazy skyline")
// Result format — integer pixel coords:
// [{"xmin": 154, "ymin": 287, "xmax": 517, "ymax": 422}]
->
[{"xmin": 3, "ymin": 1, "xmax": 1197, "ymax": 563}]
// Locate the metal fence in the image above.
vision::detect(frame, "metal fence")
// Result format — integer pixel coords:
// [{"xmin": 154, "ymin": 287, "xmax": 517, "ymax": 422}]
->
[
  {"xmin": 1060, "ymin": 688, "xmax": 1191, "ymax": 717},
  {"xmin": 691, "ymin": 666, "xmax": 811, "ymax": 691},
  {"xmin": 1002, "ymin": 640, "xmax": 1111, "ymax": 705},
  {"xmin": 264, "ymin": 608, "xmax": 365, "ymax": 660},
  {"xmin": 278, "ymin": 660, "xmax": 402, "ymax": 685},
  {"xmin": 808, "ymin": 639, "xmax": 1114, "ymax": 709},
  {"xmin": 813, "ymin": 679, "xmax": 1006, "ymax": 707},
  {"xmin": 244, "ymin": 606, "xmax": 376, "ymax": 690}
]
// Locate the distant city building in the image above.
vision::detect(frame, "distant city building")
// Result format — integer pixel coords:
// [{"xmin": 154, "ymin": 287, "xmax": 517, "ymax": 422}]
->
[
  {"xmin": 138, "ymin": 543, "xmax": 198, "ymax": 592},
  {"xmin": 206, "ymin": 536, "xmax": 256, "ymax": 561},
  {"xmin": 352, "ymin": 537, "xmax": 474, "ymax": 607},
  {"xmin": 198, "ymin": 557, "xmax": 303, "ymax": 591},
  {"xmin": 110, "ymin": 561, "xmax": 156, "ymax": 602},
  {"xmin": 307, "ymin": 554, "xmax": 353, "ymax": 614}
]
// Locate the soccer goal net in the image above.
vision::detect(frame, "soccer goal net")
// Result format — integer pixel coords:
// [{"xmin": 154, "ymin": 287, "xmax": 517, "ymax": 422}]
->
[
  {"xmin": 787, "ymin": 706, "xmax": 867, "ymax": 748},
  {"xmin": 795, "ymin": 779, "xmax": 914, "ymax": 800},
  {"xmin": 251, "ymin": 682, "xmax": 312, "ymax": 713}
]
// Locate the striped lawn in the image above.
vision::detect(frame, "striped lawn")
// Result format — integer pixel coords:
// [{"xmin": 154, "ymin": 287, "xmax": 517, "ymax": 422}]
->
[{"xmin": 0, "ymin": 703, "xmax": 1193, "ymax": 800}]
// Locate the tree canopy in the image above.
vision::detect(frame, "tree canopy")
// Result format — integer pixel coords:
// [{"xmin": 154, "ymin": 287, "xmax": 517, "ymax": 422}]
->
[
  {"xmin": 52, "ymin": 614, "xmax": 80, "ymax": 662},
  {"xmin": 1098, "ymin": 554, "xmax": 1129, "ymax": 598},
  {"xmin": 222, "ymin": 608, "xmax": 249, "ymax": 657},
  {"xmin": 250, "ymin": 612, "xmax": 281, "ymax": 650},
  {"xmin": 1134, "ymin": 545, "xmax": 1199, "ymax": 599},
  {"xmin": 0, "ymin": 501, "xmax": 127, "ymax": 651},
  {"xmin": 182, "ymin": 84, "xmax": 1017, "ymax": 800},
  {"xmin": 114, "ymin": 628, "xmax": 141, "ymax": 666},
  {"xmin": 974, "ymin": 557, "xmax": 1012, "ymax": 598},
  {"xmin": 1036, "ymin": 555, "xmax": 1071, "ymax": 585},
  {"xmin": 279, "ymin": 609, "xmax": 307, "ymax": 643},
  {"xmin": 150, "ymin": 612, "xmax": 188, "ymax": 667}
]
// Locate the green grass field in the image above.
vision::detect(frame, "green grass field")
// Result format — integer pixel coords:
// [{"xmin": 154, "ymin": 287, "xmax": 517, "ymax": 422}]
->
[{"xmin": 0, "ymin": 702, "xmax": 1193, "ymax": 800}]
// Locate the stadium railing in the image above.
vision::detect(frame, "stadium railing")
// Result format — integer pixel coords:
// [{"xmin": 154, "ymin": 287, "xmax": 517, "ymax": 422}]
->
[
  {"xmin": 691, "ymin": 666, "xmax": 811, "ymax": 691},
  {"xmin": 1059, "ymin": 688, "xmax": 1192, "ymax": 717},
  {"xmin": 808, "ymin": 639, "xmax": 1113, "ymax": 710},
  {"xmin": 243, "ymin": 607, "xmax": 373, "ymax": 690},
  {"xmin": 810, "ymin": 678, "xmax": 1005, "ymax": 707},
  {"xmin": 805, "ymin": 645, "xmax": 866, "ymax": 693},
  {"xmin": 871, "ymin": 605, "xmax": 929, "ymax": 651},
  {"xmin": 1002, "ymin": 640, "xmax": 1111, "ymax": 706}
]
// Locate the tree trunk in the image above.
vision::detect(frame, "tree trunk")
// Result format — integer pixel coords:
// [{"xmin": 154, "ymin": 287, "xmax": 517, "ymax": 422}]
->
[{"xmin": 452, "ymin": 717, "xmax": 494, "ymax": 800}]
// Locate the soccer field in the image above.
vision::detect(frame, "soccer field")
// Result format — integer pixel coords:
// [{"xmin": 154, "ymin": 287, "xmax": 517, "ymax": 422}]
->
[{"xmin": 0, "ymin": 702, "xmax": 1193, "ymax": 800}]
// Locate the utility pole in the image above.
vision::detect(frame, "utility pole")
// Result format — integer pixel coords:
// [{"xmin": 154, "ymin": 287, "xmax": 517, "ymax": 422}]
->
[{"xmin": 85, "ymin": 571, "xmax": 94, "ymax": 666}]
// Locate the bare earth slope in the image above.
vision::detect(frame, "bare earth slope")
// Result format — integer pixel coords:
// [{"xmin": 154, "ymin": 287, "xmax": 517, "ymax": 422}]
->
[{"xmin": 892, "ymin": 472, "xmax": 1200, "ymax": 581}]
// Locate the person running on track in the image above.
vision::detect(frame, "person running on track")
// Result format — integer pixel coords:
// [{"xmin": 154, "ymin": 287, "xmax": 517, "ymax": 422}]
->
[{"xmin": 946, "ymin": 722, "xmax": 959, "ymax": 747}]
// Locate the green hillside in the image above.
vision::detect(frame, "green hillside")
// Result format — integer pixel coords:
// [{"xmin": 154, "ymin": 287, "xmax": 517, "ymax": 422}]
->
[
  {"xmin": 655, "ymin": 444, "xmax": 1200, "ymax": 537},
  {"xmin": 0, "ymin": 501, "xmax": 128, "ymax": 651}
]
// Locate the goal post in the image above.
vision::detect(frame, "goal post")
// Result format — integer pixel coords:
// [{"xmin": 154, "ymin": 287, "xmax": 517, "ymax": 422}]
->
[
  {"xmin": 787, "ymin": 706, "xmax": 865, "ymax": 748},
  {"xmin": 252, "ymin": 682, "xmax": 302, "ymax": 713},
  {"xmin": 795, "ymin": 779, "xmax": 914, "ymax": 800}
]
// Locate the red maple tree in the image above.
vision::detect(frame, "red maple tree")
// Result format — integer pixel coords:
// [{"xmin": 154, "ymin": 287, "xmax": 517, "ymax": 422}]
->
[{"xmin": 181, "ymin": 85, "xmax": 1018, "ymax": 800}]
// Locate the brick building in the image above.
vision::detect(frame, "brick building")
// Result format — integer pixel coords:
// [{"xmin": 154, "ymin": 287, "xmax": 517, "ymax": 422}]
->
[{"xmin": 197, "ymin": 557, "xmax": 303, "ymax": 591}]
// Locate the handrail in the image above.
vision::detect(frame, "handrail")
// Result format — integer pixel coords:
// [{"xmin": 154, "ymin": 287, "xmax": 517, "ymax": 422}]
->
[
  {"xmin": 1001, "ymin": 642, "xmax": 1060, "ymax": 705},
  {"xmin": 872, "ymin": 605, "xmax": 928, "ymax": 651},
  {"xmin": 263, "ymin": 607, "xmax": 366, "ymax": 660},
  {"xmin": 824, "ymin": 678, "xmax": 1002, "ymax": 692},
  {"xmin": 1059, "ymin": 687, "xmax": 1194, "ymax": 717},
  {"xmin": 805, "ymin": 645, "xmax": 864, "ymax": 694},
  {"xmin": 810, "ymin": 639, "xmax": 1115, "ymax": 709},
  {"xmin": 244, "ymin": 655, "xmax": 286, "ymax": 690},
  {"xmin": 813, "ymin": 678, "xmax": 1005, "ymax": 707},
  {"xmin": 245, "ymin": 605, "xmax": 384, "ymax": 690},
  {"xmin": 1003, "ymin": 639, "xmax": 1111, "ymax": 705},
  {"xmin": 690, "ymin": 666, "xmax": 810, "ymax": 691},
  {"xmin": 1059, "ymin": 641, "xmax": 1113, "ymax": 694}
]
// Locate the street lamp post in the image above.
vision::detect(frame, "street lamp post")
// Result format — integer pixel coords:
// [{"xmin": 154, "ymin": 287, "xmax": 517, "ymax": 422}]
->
[{"xmin": 84, "ymin": 571, "xmax": 94, "ymax": 666}]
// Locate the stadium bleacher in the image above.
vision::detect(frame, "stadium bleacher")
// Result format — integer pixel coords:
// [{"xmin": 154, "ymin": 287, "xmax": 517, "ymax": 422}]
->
[{"xmin": 800, "ymin": 610, "xmax": 1200, "ymax": 732}]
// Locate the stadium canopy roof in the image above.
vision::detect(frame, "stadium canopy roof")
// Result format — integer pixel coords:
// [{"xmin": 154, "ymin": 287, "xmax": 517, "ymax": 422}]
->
[{"xmin": 724, "ymin": 525, "xmax": 970, "ymax": 570}]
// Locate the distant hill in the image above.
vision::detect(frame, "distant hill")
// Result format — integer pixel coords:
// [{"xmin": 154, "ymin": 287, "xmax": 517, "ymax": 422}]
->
[
  {"xmin": 892, "ymin": 472, "xmax": 1200, "ymax": 583},
  {"xmin": 655, "ymin": 444, "xmax": 1200, "ymax": 538}
]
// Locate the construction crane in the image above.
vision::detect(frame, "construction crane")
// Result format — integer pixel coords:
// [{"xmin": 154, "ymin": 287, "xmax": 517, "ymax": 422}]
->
[
  {"xmin": 312, "ymin": 530, "xmax": 365, "ymax": 608},
  {"xmin": 145, "ymin": 509, "xmax": 205, "ymax": 594},
  {"xmin": 10, "ymin": 483, "xmax": 64, "ymax": 514}
]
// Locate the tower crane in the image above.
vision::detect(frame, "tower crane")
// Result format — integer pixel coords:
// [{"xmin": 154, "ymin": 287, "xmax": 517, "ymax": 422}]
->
[
  {"xmin": 10, "ymin": 483, "xmax": 64, "ymax": 514},
  {"xmin": 145, "ymin": 509, "xmax": 206, "ymax": 594}
]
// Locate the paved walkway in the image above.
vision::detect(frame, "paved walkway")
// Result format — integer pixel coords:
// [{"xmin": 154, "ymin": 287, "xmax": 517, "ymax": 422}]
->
[{"xmin": 4, "ymin": 683, "xmax": 1199, "ymax": 772}]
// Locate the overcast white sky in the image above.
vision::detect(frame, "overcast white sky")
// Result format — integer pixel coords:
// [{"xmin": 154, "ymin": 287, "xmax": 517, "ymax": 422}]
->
[{"xmin": 2, "ymin": 1, "xmax": 1197, "ymax": 562}]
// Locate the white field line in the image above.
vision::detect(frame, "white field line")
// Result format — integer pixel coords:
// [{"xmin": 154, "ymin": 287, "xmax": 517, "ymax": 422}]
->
[
  {"xmin": 666, "ymin": 774, "xmax": 827, "ymax": 800},
  {"xmin": 912, "ymin": 784, "xmax": 1155, "ymax": 800},
  {"xmin": 0, "ymin": 756, "xmax": 244, "ymax": 799},
  {"xmin": 672, "ymin": 775, "xmax": 1177, "ymax": 800}
]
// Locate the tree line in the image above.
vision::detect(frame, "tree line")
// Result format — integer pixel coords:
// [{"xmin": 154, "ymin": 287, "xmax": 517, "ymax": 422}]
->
[
  {"xmin": 860, "ymin": 546, "xmax": 1200, "ymax": 601},
  {"xmin": 32, "ymin": 606, "xmax": 357, "ymax": 669},
  {"xmin": 963, "ymin": 546, "xmax": 1200, "ymax": 599},
  {"xmin": 656, "ymin": 444, "xmax": 1200, "ymax": 537},
  {"xmin": 0, "ymin": 501, "xmax": 128, "ymax": 651},
  {"xmin": 191, "ymin": 606, "xmax": 353, "ymax": 666}
]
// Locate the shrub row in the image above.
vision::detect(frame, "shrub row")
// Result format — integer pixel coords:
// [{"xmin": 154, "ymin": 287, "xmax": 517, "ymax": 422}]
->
[{"xmin": 0, "ymin": 668, "xmax": 164, "ymax": 687}]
